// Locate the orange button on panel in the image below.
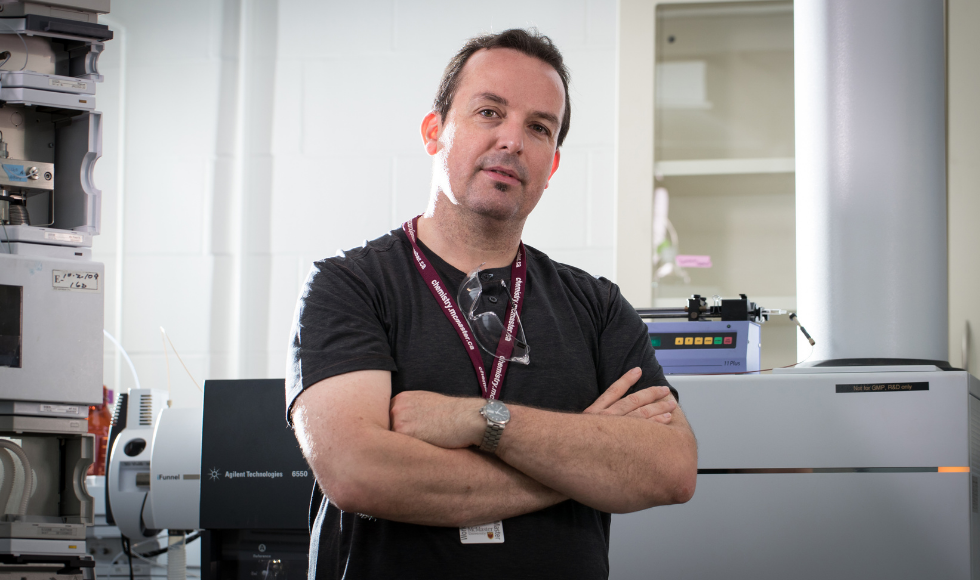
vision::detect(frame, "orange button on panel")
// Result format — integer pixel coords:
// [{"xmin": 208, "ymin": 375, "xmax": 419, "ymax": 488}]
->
[{"xmin": 684, "ymin": 337, "xmax": 694, "ymax": 345}]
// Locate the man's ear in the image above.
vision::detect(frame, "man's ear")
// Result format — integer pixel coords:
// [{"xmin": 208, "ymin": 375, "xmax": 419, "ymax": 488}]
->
[
  {"xmin": 544, "ymin": 149, "xmax": 561, "ymax": 189},
  {"xmin": 421, "ymin": 111, "xmax": 441, "ymax": 156}
]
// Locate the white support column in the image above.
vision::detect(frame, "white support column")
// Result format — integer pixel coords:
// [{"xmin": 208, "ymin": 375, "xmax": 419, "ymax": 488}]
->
[
  {"xmin": 795, "ymin": 0, "xmax": 947, "ymax": 362},
  {"xmin": 615, "ymin": 0, "xmax": 657, "ymax": 307}
]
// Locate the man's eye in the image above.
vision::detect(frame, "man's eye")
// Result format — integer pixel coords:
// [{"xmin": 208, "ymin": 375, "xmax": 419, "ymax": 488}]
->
[
  {"xmin": 531, "ymin": 124, "xmax": 550, "ymax": 135},
  {"xmin": 479, "ymin": 109, "xmax": 498, "ymax": 118}
]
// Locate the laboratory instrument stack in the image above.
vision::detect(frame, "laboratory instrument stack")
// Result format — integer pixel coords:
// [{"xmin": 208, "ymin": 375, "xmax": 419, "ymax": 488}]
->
[{"xmin": 0, "ymin": 1, "xmax": 112, "ymax": 579}]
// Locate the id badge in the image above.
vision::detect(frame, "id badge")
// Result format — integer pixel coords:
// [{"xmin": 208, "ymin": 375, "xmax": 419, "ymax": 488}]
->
[{"xmin": 459, "ymin": 521, "xmax": 504, "ymax": 544}]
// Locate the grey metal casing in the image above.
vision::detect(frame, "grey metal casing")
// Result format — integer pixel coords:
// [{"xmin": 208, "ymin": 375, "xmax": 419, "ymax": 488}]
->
[
  {"xmin": 0, "ymin": 106, "xmax": 103, "ymax": 244},
  {"xmin": 0, "ymin": 87, "xmax": 95, "ymax": 110},
  {"xmin": 53, "ymin": 110, "xmax": 102, "ymax": 233},
  {"xmin": 610, "ymin": 369, "xmax": 978, "ymax": 579},
  {"xmin": 0, "ymin": 400, "xmax": 89, "ymax": 418},
  {"xmin": 1, "ymin": 227, "xmax": 92, "ymax": 247},
  {"xmin": 0, "ymin": 25, "xmax": 106, "ymax": 81},
  {"xmin": 0, "ymin": 1, "xmax": 110, "ymax": 22},
  {"xmin": 0, "ymin": 244, "xmax": 103, "ymax": 406},
  {"xmin": 0, "ymin": 432, "xmax": 94, "ymax": 533},
  {"xmin": 0, "ymin": 71, "xmax": 97, "ymax": 95},
  {"xmin": 0, "ymin": 415, "xmax": 86, "ymax": 433},
  {"xmin": 0, "ymin": 26, "xmax": 105, "ymax": 243}
]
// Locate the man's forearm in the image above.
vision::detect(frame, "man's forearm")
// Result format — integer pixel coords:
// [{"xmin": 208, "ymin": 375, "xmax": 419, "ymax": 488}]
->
[
  {"xmin": 300, "ymin": 419, "xmax": 563, "ymax": 527},
  {"xmin": 293, "ymin": 373, "xmax": 565, "ymax": 528},
  {"xmin": 389, "ymin": 383, "xmax": 698, "ymax": 514},
  {"xmin": 494, "ymin": 404, "xmax": 697, "ymax": 513}
]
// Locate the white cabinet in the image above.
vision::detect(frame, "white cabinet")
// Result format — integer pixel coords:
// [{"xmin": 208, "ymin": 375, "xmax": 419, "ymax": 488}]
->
[{"xmin": 617, "ymin": 0, "xmax": 798, "ymax": 368}]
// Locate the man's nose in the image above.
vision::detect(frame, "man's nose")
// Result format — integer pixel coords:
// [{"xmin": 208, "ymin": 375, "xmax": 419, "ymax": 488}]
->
[{"xmin": 495, "ymin": 118, "xmax": 524, "ymax": 154}]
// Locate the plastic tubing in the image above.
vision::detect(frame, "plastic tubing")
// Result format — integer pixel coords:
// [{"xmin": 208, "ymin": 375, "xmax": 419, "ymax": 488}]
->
[
  {"xmin": 0, "ymin": 20, "xmax": 29, "ymax": 71},
  {"xmin": 104, "ymin": 329, "xmax": 142, "ymax": 389},
  {"xmin": 0, "ymin": 450, "xmax": 13, "ymax": 515},
  {"xmin": 0, "ymin": 440, "xmax": 32, "ymax": 515}
]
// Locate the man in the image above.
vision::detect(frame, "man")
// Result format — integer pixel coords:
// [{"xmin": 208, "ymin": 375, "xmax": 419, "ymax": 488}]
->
[{"xmin": 287, "ymin": 29, "xmax": 697, "ymax": 579}]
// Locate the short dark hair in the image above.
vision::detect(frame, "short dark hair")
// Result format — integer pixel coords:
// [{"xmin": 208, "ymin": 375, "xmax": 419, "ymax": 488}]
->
[{"xmin": 433, "ymin": 28, "xmax": 572, "ymax": 147}]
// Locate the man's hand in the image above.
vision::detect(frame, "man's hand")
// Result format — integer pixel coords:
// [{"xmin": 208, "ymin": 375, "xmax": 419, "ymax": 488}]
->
[
  {"xmin": 392, "ymin": 368, "xmax": 676, "ymax": 451},
  {"xmin": 584, "ymin": 367, "xmax": 677, "ymax": 424},
  {"xmin": 390, "ymin": 390, "xmax": 485, "ymax": 448}
]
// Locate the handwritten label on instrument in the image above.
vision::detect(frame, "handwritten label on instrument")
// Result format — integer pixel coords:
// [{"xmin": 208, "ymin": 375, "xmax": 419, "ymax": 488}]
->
[{"xmin": 52, "ymin": 270, "xmax": 100, "ymax": 292}]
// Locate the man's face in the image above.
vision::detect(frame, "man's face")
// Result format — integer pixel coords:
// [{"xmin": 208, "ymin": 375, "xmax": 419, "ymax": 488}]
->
[{"xmin": 425, "ymin": 48, "xmax": 564, "ymax": 223}]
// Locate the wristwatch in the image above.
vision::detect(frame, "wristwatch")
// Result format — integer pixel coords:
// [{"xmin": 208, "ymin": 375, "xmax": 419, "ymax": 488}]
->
[{"xmin": 478, "ymin": 400, "xmax": 510, "ymax": 453}]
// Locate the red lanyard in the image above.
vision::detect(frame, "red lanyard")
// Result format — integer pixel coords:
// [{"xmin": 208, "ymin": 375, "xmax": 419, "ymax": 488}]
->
[{"xmin": 402, "ymin": 216, "xmax": 527, "ymax": 400}]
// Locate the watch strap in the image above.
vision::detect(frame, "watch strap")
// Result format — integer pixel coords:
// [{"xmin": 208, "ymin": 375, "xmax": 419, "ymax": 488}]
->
[{"xmin": 479, "ymin": 421, "xmax": 505, "ymax": 453}]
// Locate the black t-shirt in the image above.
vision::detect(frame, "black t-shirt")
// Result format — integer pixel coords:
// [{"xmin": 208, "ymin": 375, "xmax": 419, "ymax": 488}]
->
[{"xmin": 286, "ymin": 228, "xmax": 673, "ymax": 580}]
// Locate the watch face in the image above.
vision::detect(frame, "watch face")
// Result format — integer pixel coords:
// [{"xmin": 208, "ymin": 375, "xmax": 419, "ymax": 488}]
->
[{"xmin": 483, "ymin": 400, "xmax": 510, "ymax": 423}]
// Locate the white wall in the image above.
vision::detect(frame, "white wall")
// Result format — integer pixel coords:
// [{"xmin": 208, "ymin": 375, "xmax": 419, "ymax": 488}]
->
[{"xmin": 95, "ymin": 0, "xmax": 620, "ymax": 404}]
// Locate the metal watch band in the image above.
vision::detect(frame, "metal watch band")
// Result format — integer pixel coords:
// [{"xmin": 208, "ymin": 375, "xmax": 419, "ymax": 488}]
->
[{"xmin": 479, "ymin": 421, "xmax": 505, "ymax": 453}]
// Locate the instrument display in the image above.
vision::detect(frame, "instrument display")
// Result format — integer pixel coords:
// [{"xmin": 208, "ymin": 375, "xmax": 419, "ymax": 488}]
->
[{"xmin": 650, "ymin": 332, "xmax": 737, "ymax": 349}]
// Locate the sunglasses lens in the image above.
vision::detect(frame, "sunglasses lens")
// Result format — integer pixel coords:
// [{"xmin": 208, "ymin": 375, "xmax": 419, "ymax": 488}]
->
[
  {"xmin": 457, "ymin": 271, "xmax": 529, "ymax": 365},
  {"xmin": 470, "ymin": 312, "xmax": 529, "ymax": 364}
]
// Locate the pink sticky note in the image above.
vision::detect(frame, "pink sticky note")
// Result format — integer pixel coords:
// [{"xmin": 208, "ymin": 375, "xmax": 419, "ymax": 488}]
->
[{"xmin": 675, "ymin": 255, "xmax": 712, "ymax": 268}]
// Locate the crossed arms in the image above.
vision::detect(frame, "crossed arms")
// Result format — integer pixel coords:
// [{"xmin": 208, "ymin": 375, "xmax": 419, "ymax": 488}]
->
[{"xmin": 290, "ymin": 367, "xmax": 698, "ymax": 528}]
